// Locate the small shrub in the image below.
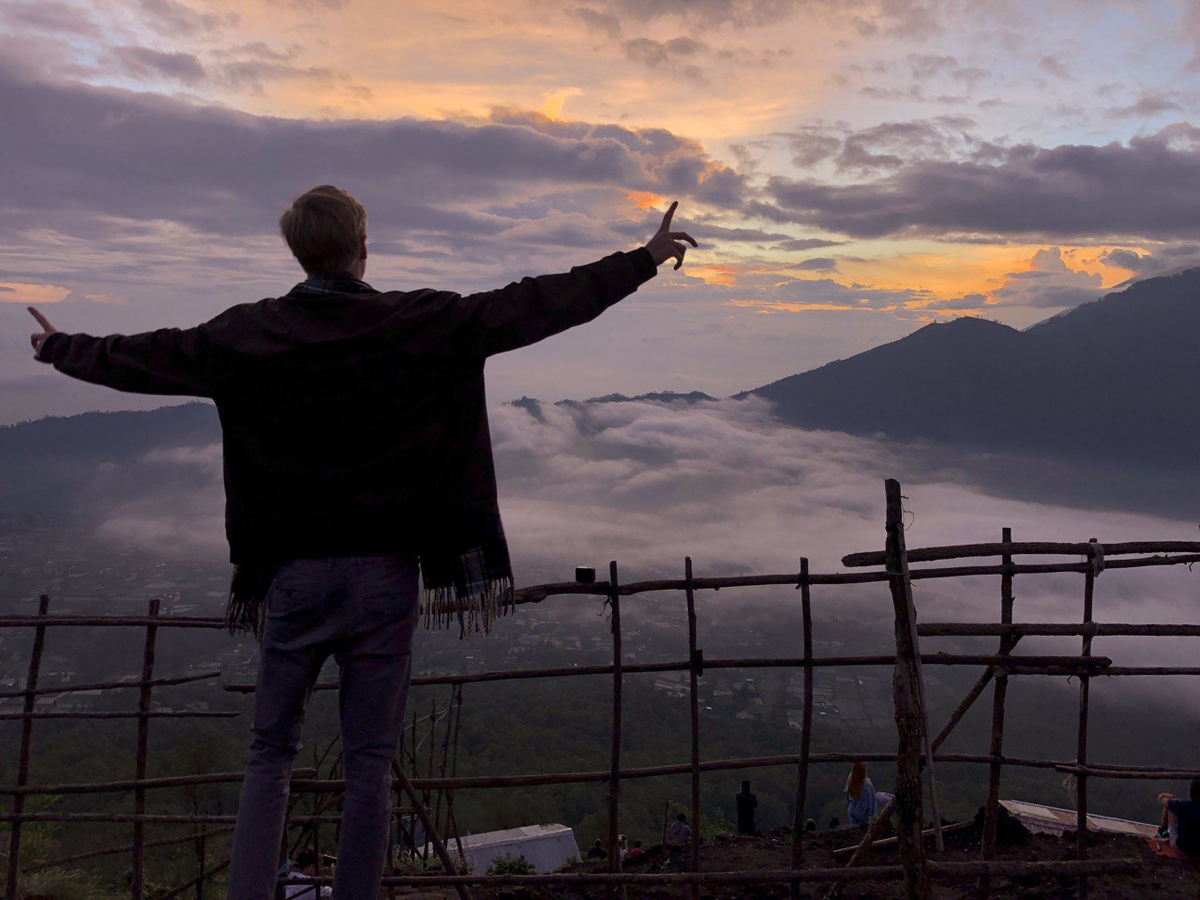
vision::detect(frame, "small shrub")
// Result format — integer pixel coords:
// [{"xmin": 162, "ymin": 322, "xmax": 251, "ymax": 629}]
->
[{"xmin": 486, "ymin": 853, "xmax": 535, "ymax": 875}]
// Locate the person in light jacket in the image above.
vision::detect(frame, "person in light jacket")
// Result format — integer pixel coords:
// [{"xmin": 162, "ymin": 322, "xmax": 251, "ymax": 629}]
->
[{"xmin": 844, "ymin": 761, "xmax": 878, "ymax": 828}]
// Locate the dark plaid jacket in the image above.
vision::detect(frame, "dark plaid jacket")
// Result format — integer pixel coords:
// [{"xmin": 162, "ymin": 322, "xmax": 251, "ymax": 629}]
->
[{"xmin": 38, "ymin": 249, "xmax": 656, "ymax": 572}]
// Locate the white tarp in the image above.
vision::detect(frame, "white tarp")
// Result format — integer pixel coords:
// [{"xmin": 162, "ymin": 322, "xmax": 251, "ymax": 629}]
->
[
  {"xmin": 1000, "ymin": 799, "xmax": 1157, "ymax": 838},
  {"xmin": 438, "ymin": 823, "xmax": 581, "ymax": 874}
]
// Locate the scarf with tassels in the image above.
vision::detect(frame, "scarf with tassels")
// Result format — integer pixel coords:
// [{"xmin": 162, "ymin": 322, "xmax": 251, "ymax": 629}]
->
[{"xmin": 225, "ymin": 511, "xmax": 515, "ymax": 641}]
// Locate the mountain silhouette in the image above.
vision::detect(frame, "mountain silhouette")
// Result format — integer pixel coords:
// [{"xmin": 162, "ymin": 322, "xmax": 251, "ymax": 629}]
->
[{"xmin": 743, "ymin": 267, "xmax": 1200, "ymax": 468}]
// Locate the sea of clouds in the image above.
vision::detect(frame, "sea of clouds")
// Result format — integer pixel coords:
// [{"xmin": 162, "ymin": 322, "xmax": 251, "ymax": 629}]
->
[{"xmin": 89, "ymin": 397, "xmax": 1199, "ymax": 683}]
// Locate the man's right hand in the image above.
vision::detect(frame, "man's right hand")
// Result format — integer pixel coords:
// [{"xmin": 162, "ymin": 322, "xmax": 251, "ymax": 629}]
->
[
  {"xmin": 28, "ymin": 306, "xmax": 59, "ymax": 360},
  {"xmin": 644, "ymin": 201, "xmax": 697, "ymax": 270}
]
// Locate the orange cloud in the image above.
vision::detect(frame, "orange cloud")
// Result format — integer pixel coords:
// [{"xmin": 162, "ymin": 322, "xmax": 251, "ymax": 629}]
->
[
  {"xmin": 689, "ymin": 264, "xmax": 739, "ymax": 287},
  {"xmin": 626, "ymin": 191, "xmax": 666, "ymax": 210},
  {"xmin": 0, "ymin": 283, "xmax": 71, "ymax": 305},
  {"xmin": 724, "ymin": 299, "xmax": 888, "ymax": 313},
  {"xmin": 828, "ymin": 242, "xmax": 1133, "ymax": 309},
  {"xmin": 539, "ymin": 88, "xmax": 582, "ymax": 120}
]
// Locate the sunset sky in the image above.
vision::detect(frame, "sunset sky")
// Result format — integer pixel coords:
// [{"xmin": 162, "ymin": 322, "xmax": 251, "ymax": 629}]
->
[{"xmin": 3, "ymin": 0, "xmax": 1200, "ymax": 422}]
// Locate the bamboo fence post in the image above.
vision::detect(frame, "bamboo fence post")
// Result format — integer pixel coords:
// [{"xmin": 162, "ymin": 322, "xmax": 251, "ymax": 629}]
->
[
  {"xmin": 448, "ymin": 684, "xmax": 466, "ymax": 861},
  {"xmin": 388, "ymin": 775, "xmax": 400, "ymax": 900},
  {"xmin": 131, "ymin": 596, "xmax": 161, "ymax": 900},
  {"xmin": 1076, "ymin": 539, "xmax": 1099, "ymax": 900},
  {"xmin": 684, "ymin": 556, "xmax": 702, "ymax": 899},
  {"xmin": 791, "ymin": 558, "xmax": 814, "ymax": 871},
  {"xmin": 606, "ymin": 560, "xmax": 623, "ymax": 891},
  {"xmin": 433, "ymin": 686, "xmax": 454, "ymax": 844},
  {"xmin": 5, "ymin": 594, "xmax": 50, "ymax": 900},
  {"xmin": 410, "ymin": 708, "xmax": 421, "ymax": 862},
  {"xmin": 311, "ymin": 742, "xmax": 323, "ymax": 888},
  {"xmin": 884, "ymin": 479, "xmax": 932, "ymax": 899},
  {"xmin": 425, "ymin": 697, "xmax": 437, "ymax": 820},
  {"xmin": 980, "ymin": 527, "xmax": 1015, "ymax": 897}
]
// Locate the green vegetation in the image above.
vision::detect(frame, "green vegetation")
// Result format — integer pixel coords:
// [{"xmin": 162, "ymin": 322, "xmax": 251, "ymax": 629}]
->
[{"xmin": 486, "ymin": 853, "xmax": 536, "ymax": 875}]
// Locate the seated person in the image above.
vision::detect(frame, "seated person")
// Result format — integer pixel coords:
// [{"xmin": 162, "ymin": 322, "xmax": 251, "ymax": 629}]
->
[
  {"xmin": 1159, "ymin": 775, "xmax": 1200, "ymax": 857},
  {"xmin": 284, "ymin": 848, "xmax": 332, "ymax": 899},
  {"xmin": 844, "ymin": 762, "xmax": 878, "ymax": 829},
  {"xmin": 625, "ymin": 839, "xmax": 647, "ymax": 861},
  {"xmin": 586, "ymin": 838, "xmax": 607, "ymax": 860}
]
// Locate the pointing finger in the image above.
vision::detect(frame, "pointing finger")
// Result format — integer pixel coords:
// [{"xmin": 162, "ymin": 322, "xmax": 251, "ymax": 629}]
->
[
  {"xmin": 28, "ymin": 306, "xmax": 52, "ymax": 330},
  {"xmin": 657, "ymin": 200, "xmax": 678, "ymax": 234}
]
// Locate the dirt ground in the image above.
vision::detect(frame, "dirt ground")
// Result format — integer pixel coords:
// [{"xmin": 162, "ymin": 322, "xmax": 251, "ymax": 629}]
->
[{"xmin": 392, "ymin": 811, "xmax": 1200, "ymax": 900}]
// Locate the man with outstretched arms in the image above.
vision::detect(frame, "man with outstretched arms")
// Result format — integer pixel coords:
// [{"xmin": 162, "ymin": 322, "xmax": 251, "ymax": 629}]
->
[{"xmin": 28, "ymin": 186, "xmax": 696, "ymax": 900}]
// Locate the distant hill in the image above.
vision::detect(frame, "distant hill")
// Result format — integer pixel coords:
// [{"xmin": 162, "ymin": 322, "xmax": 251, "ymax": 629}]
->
[
  {"xmin": 743, "ymin": 267, "xmax": 1200, "ymax": 468},
  {"xmin": 0, "ymin": 403, "xmax": 219, "ymax": 463},
  {"xmin": 0, "ymin": 403, "xmax": 220, "ymax": 522}
]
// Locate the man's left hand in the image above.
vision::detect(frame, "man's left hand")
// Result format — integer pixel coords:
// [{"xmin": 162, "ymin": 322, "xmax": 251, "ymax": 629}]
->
[{"xmin": 644, "ymin": 201, "xmax": 698, "ymax": 270}]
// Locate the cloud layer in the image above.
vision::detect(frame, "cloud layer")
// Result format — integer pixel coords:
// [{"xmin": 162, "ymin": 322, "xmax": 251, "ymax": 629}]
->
[{"xmin": 93, "ymin": 397, "xmax": 1199, "ymax": 653}]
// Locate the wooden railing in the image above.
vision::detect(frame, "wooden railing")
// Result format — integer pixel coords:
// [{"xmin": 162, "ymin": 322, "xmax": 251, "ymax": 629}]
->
[{"xmin": 1, "ymin": 478, "xmax": 1197, "ymax": 899}]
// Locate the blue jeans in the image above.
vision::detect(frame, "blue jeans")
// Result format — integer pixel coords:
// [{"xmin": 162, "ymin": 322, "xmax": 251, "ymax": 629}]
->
[{"xmin": 226, "ymin": 555, "xmax": 420, "ymax": 900}]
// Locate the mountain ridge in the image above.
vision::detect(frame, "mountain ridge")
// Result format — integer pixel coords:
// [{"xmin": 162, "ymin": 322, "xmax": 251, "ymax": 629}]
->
[{"xmin": 741, "ymin": 266, "xmax": 1200, "ymax": 467}]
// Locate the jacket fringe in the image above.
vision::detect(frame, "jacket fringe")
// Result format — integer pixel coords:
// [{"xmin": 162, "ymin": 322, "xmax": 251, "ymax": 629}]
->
[
  {"xmin": 422, "ymin": 576, "xmax": 514, "ymax": 638},
  {"xmin": 224, "ymin": 562, "xmax": 278, "ymax": 641}
]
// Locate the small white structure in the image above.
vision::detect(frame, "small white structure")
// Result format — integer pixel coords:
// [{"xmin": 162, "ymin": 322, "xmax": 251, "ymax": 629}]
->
[{"xmin": 439, "ymin": 823, "xmax": 580, "ymax": 873}]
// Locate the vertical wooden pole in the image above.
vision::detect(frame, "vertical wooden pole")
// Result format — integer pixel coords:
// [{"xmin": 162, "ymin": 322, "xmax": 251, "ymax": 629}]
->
[
  {"xmin": 791, "ymin": 559, "xmax": 815, "ymax": 900},
  {"xmin": 684, "ymin": 557, "xmax": 701, "ymax": 898},
  {"xmin": 606, "ymin": 560, "xmax": 622, "ymax": 889},
  {"xmin": 388, "ymin": 772, "xmax": 401, "ymax": 900},
  {"xmin": 448, "ymin": 684, "xmax": 466, "ymax": 861},
  {"xmin": 6, "ymin": 594, "xmax": 50, "ymax": 900},
  {"xmin": 425, "ymin": 698, "xmax": 437, "ymax": 820},
  {"xmin": 980, "ymin": 527, "xmax": 1015, "ymax": 897},
  {"xmin": 433, "ymin": 687, "xmax": 454, "ymax": 843},
  {"xmin": 791, "ymin": 559, "xmax": 814, "ymax": 871},
  {"xmin": 311, "ymin": 743, "xmax": 321, "ymax": 883},
  {"xmin": 410, "ymin": 708, "xmax": 421, "ymax": 862},
  {"xmin": 884, "ymin": 479, "xmax": 932, "ymax": 900},
  {"xmin": 131, "ymin": 597, "xmax": 161, "ymax": 900},
  {"xmin": 1076, "ymin": 539, "xmax": 1098, "ymax": 900}
]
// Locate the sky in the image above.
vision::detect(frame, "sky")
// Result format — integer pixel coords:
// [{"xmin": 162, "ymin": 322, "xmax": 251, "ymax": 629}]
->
[{"xmin": 3, "ymin": 0, "xmax": 1200, "ymax": 422}]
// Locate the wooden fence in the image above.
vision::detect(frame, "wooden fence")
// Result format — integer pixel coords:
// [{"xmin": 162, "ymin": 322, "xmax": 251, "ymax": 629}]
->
[{"xmin": 1, "ymin": 477, "xmax": 1198, "ymax": 899}]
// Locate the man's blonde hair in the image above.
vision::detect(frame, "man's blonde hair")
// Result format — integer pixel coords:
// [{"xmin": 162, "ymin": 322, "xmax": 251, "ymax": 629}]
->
[{"xmin": 279, "ymin": 185, "xmax": 367, "ymax": 275}]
